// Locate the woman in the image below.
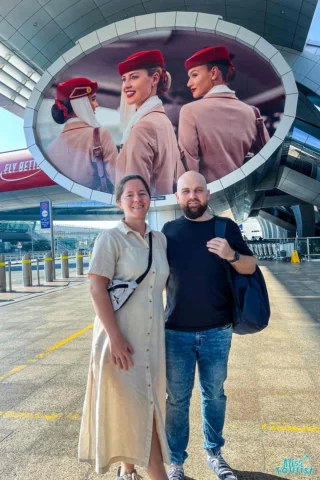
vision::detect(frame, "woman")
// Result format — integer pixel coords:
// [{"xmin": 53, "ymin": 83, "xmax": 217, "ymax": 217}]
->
[
  {"xmin": 178, "ymin": 46, "xmax": 270, "ymax": 182},
  {"xmin": 47, "ymin": 77, "xmax": 117, "ymax": 193},
  {"xmin": 116, "ymin": 50, "xmax": 180, "ymax": 196},
  {"xmin": 79, "ymin": 174, "xmax": 170, "ymax": 480}
]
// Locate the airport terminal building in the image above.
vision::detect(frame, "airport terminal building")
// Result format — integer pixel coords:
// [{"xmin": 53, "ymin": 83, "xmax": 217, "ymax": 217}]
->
[{"xmin": 0, "ymin": 0, "xmax": 319, "ymax": 239}]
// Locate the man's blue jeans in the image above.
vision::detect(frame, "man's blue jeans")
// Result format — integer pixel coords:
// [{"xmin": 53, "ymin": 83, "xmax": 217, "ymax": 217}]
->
[{"xmin": 165, "ymin": 325, "xmax": 232, "ymax": 465}]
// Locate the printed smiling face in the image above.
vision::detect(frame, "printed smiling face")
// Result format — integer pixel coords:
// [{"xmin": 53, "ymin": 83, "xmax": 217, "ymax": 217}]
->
[
  {"xmin": 187, "ymin": 65, "xmax": 220, "ymax": 98},
  {"xmin": 121, "ymin": 69, "xmax": 159, "ymax": 109},
  {"xmin": 88, "ymin": 93, "xmax": 98, "ymax": 113}
]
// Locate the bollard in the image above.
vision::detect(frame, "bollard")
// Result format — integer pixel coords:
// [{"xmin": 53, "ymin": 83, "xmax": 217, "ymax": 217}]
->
[
  {"xmin": 76, "ymin": 250, "xmax": 84, "ymax": 275},
  {"xmin": 44, "ymin": 251, "xmax": 54, "ymax": 282},
  {"xmin": 61, "ymin": 250, "xmax": 69, "ymax": 279},
  {"xmin": 36, "ymin": 259, "xmax": 40, "ymax": 286},
  {"xmin": 22, "ymin": 253, "xmax": 32, "ymax": 287},
  {"xmin": 0, "ymin": 254, "xmax": 6, "ymax": 292},
  {"xmin": 8, "ymin": 261, "xmax": 12, "ymax": 292}
]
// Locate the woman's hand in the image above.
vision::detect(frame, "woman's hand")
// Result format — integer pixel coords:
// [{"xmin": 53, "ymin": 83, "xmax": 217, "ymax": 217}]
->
[{"xmin": 109, "ymin": 331, "xmax": 135, "ymax": 370}]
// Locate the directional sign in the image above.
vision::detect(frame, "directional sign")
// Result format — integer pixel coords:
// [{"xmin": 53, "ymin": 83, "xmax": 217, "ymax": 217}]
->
[{"xmin": 40, "ymin": 201, "xmax": 51, "ymax": 229}]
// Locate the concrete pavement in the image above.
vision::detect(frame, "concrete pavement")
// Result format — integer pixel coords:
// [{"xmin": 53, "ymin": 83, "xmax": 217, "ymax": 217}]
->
[{"xmin": 0, "ymin": 261, "xmax": 319, "ymax": 479}]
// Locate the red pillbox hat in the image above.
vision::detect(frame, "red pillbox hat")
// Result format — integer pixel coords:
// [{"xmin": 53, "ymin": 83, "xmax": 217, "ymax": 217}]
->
[
  {"xmin": 118, "ymin": 50, "xmax": 165, "ymax": 76},
  {"xmin": 56, "ymin": 77, "xmax": 98, "ymax": 101},
  {"xmin": 185, "ymin": 46, "xmax": 231, "ymax": 71}
]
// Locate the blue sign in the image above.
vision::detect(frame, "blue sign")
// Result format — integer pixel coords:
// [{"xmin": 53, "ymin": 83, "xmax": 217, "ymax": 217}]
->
[{"xmin": 40, "ymin": 201, "xmax": 51, "ymax": 229}]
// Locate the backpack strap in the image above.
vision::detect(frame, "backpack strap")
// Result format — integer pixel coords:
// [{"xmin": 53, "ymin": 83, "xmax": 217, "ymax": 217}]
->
[
  {"xmin": 215, "ymin": 217, "xmax": 228, "ymax": 238},
  {"xmin": 252, "ymin": 107, "xmax": 267, "ymax": 148},
  {"xmin": 92, "ymin": 128, "xmax": 113, "ymax": 194}
]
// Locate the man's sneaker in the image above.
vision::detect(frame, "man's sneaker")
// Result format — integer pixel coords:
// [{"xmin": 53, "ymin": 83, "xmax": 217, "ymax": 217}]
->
[
  {"xmin": 116, "ymin": 467, "xmax": 143, "ymax": 480},
  {"xmin": 167, "ymin": 464, "xmax": 185, "ymax": 480},
  {"xmin": 207, "ymin": 453, "xmax": 237, "ymax": 480}
]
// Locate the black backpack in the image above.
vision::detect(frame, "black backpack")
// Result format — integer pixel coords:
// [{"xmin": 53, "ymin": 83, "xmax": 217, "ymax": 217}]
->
[{"xmin": 215, "ymin": 218, "xmax": 270, "ymax": 335}]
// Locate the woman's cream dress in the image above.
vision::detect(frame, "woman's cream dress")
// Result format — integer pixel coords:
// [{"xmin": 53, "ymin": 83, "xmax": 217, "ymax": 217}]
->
[{"xmin": 78, "ymin": 220, "xmax": 170, "ymax": 474}]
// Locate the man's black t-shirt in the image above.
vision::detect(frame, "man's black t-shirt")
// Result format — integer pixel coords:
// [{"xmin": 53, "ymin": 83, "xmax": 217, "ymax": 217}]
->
[{"xmin": 162, "ymin": 216, "xmax": 254, "ymax": 331}]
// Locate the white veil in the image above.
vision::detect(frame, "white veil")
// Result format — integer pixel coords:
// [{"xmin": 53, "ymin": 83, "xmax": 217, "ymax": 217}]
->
[{"xmin": 70, "ymin": 96, "xmax": 100, "ymax": 128}]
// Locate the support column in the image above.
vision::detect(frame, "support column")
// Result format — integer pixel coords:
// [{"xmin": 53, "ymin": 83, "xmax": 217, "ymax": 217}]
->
[{"xmin": 291, "ymin": 205, "xmax": 315, "ymax": 237}]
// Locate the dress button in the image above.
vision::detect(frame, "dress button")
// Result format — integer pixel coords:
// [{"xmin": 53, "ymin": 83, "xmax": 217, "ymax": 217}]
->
[
  {"xmin": 148, "ymin": 384, "xmax": 151, "ymax": 387},
  {"xmin": 152, "ymin": 271, "xmax": 155, "ymax": 274},
  {"xmin": 150, "ymin": 285, "xmax": 152, "ymax": 288},
  {"xmin": 146, "ymin": 348, "xmax": 149, "ymax": 352},
  {"xmin": 150, "ymin": 401, "xmax": 153, "ymax": 405},
  {"xmin": 150, "ymin": 316, "xmax": 152, "ymax": 319},
  {"xmin": 146, "ymin": 365, "xmax": 150, "ymax": 369},
  {"xmin": 149, "ymin": 300, "xmax": 152, "ymax": 303},
  {"xmin": 147, "ymin": 332, "xmax": 150, "ymax": 335}
]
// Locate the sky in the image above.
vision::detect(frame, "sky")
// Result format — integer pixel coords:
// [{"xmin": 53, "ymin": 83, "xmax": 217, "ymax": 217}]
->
[
  {"xmin": 308, "ymin": 4, "xmax": 320, "ymax": 43},
  {"xmin": 0, "ymin": 108, "xmax": 26, "ymax": 152}
]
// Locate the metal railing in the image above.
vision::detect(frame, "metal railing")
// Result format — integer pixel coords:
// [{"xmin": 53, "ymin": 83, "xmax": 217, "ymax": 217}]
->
[{"xmin": 247, "ymin": 237, "xmax": 320, "ymax": 261}]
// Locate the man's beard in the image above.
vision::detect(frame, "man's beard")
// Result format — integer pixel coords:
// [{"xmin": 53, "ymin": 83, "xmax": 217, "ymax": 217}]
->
[{"xmin": 183, "ymin": 201, "xmax": 208, "ymax": 219}]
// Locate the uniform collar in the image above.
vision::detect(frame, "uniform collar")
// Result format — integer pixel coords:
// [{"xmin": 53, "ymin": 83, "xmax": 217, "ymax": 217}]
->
[
  {"xmin": 62, "ymin": 121, "xmax": 91, "ymax": 132},
  {"xmin": 205, "ymin": 84, "xmax": 235, "ymax": 96},
  {"xmin": 204, "ymin": 92, "xmax": 238, "ymax": 100},
  {"xmin": 141, "ymin": 104, "xmax": 165, "ymax": 118},
  {"xmin": 117, "ymin": 219, "xmax": 152, "ymax": 236}
]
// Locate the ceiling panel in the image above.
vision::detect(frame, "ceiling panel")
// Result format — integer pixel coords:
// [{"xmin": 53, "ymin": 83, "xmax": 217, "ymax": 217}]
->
[
  {"xmin": 18, "ymin": 8, "xmax": 52, "ymax": 41},
  {"xmin": 30, "ymin": 20, "xmax": 63, "ymax": 49},
  {"xmin": 5, "ymin": 0, "xmax": 41, "ymax": 30},
  {"xmin": 21, "ymin": 41, "xmax": 40, "ymax": 59},
  {"xmin": 0, "ymin": 0, "xmax": 22, "ymax": 18},
  {"xmin": 55, "ymin": 0, "xmax": 97, "ymax": 29},
  {"xmin": 64, "ymin": 8, "xmax": 104, "ymax": 39},
  {"xmin": 226, "ymin": 6, "xmax": 266, "ymax": 22},
  {"xmin": 267, "ymin": 0, "xmax": 302, "ymax": 12},
  {"xmin": 0, "ymin": 0, "xmax": 317, "ymax": 72},
  {"xmin": 99, "ymin": 0, "xmax": 144, "ymax": 18},
  {"xmin": 43, "ymin": 0, "xmax": 81, "ymax": 17},
  {"xmin": 40, "ymin": 32, "xmax": 72, "ymax": 58},
  {"xmin": 0, "ymin": 18, "xmax": 16, "ymax": 39},
  {"xmin": 9, "ymin": 31, "xmax": 29, "ymax": 50}
]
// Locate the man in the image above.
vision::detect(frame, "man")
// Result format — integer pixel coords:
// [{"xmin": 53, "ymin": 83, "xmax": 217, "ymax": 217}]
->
[
  {"xmin": 162, "ymin": 171, "xmax": 256, "ymax": 480},
  {"xmin": 178, "ymin": 46, "xmax": 269, "ymax": 182}
]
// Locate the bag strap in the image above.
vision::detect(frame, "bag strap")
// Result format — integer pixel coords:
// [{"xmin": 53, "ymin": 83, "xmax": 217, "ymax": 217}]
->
[
  {"xmin": 252, "ymin": 107, "xmax": 267, "ymax": 148},
  {"xmin": 178, "ymin": 144, "xmax": 189, "ymax": 172},
  {"xmin": 215, "ymin": 217, "xmax": 227, "ymax": 239},
  {"xmin": 214, "ymin": 217, "xmax": 234, "ymax": 285},
  {"xmin": 136, "ymin": 232, "xmax": 153, "ymax": 284},
  {"xmin": 92, "ymin": 128, "xmax": 113, "ymax": 194}
]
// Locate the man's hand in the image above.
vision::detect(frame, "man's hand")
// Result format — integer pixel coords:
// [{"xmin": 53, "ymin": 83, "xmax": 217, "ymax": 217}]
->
[{"xmin": 207, "ymin": 237, "xmax": 235, "ymax": 261}]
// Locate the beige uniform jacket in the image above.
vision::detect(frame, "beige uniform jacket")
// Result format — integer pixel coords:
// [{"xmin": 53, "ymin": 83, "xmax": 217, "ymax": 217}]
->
[
  {"xmin": 78, "ymin": 220, "xmax": 170, "ymax": 473},
  {"xmin": 47, "ymin": 121, "xmax": 118, "ymax": 191},
  {"xmin": 178, "ymin": 92, "xmax": 270, "ymax": 183},
  {"xmin": 116, "ymin": 106, "xmax": 180, "ymax": 196}
]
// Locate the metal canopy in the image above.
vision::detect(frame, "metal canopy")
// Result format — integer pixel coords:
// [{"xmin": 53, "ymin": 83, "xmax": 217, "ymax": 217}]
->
[{"xmin": 0, "ymin": 0, "xmax": 317, "ymax": 73}]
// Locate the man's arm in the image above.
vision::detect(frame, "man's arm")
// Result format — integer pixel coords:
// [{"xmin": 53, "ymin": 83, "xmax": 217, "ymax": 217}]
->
[{"xmin": 207, "ymin": 237, "xmax": 256, "ymax": 274}]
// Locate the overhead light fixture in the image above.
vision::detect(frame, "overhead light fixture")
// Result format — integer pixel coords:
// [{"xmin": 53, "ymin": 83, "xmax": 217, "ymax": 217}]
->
[{"xmin": 0, "ymin": 40, "xmax": 42, "ymax": 111}]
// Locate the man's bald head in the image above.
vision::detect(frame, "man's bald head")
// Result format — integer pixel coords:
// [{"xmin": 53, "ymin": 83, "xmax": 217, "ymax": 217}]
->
[
  {"xmin": 176, "ymin": 170, "xmax": 210, "ymax": 220},
  {"xmin": 177, "ymin": 171, "xmax": 207, "ymax": 193}
]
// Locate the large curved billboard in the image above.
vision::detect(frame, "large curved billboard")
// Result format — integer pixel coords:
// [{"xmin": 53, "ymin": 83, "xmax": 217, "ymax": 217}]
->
[{"xmin": 34, "ymin": 28, "xmax": 285, "ymax": 200}]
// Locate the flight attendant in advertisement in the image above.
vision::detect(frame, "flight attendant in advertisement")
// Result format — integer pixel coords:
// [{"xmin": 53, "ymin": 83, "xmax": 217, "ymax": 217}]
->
[
  {"xmin": 47, "ymin": 77, "xmax": 117, "ymax": 193},
  {"xmin": 116, "ymin": 50, "xmax": 180, "ymax": 196},
  {"xmin": 178, "ymin": 46, "xmax": 270, "ymax": 183}
]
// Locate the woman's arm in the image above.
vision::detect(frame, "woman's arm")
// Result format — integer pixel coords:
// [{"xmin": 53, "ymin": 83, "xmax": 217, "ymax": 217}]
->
[
  {"xmin": 89, "ymin": 274, "xmax": 134, "ymax": 370},
  {"xmin": 178, "ymin": 105, "xmax": 200, "ymax": 174}
]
